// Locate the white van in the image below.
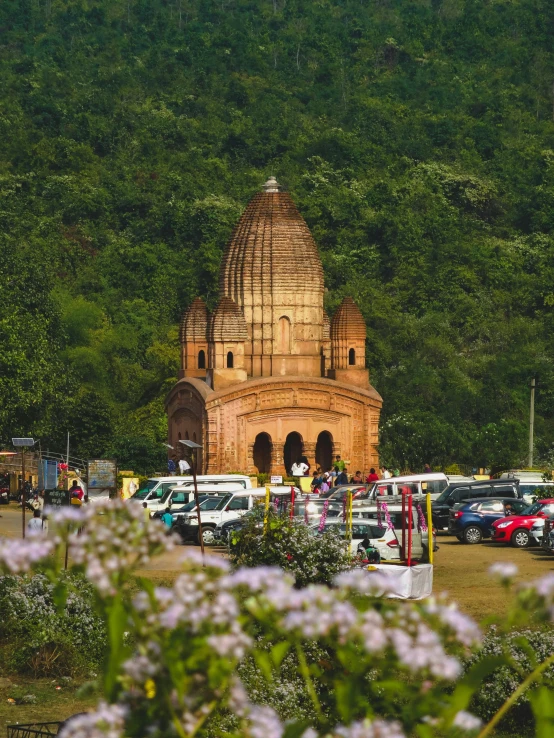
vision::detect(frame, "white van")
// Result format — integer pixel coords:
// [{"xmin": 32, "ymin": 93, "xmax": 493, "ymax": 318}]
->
[
  {"xmin": 366, "ymin": 473, "xmax": 473, "ymax": 501},
  {"xmin": 174, "ymin": 487, "xmax": 291, "ymax": 545},
  {"xmin": 148, "ymin": 483, "xmax": 245, "ymax": 514},
  {"xmin": 129, "ymin": 474, "xmax": 252, "ymax": 510}
]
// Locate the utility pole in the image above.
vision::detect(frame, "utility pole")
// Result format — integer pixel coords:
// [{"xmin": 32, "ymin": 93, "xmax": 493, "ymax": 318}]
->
[
  {"xmin": 529, "ymin": 378, "xmax": 536, "ymax": 468},
  {"xmin": 21, "ymin": 448, "xmax": 26, "ymax": 538}
]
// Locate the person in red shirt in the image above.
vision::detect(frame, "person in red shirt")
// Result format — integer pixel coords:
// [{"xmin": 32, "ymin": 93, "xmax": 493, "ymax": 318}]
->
[{"xmin": 366, "ymin": 467, "xmax": 379, "ymax": 483}]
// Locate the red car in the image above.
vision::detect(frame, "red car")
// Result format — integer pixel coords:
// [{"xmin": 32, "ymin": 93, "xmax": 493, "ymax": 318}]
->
[{"xmin": 491, "ymin": 499, "xmax": 554, "ymax": 548}]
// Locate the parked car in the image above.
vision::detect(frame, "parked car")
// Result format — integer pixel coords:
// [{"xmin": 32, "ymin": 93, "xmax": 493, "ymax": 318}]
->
[
  {"xmin": 490, "ymin": 499, "xmax": 554, "ymax": 548},
  {"xmin": 448, "ymin": 497, "xmax": 529, "ymax": 544},
  {"xmin": 309, "ymin": 519, "xmax": 395, "ymax": 557},
  {"xmin": 148, "ymin": 483, "xmax": 244, "ymax": 514},
  {"xmin": 366, "ymin": 473, "xmax": 468, "ymax": 501},
  {"xmin": 349, "ymin": 500, "xmax": 437, "ymax": 561},
  {"xmin": 530, "ymin": 517, "xmax": 549, "ymax": 545},
  {"xmin": 432, "ymin": 479, "xmax": 521, "ymax": 532},
  {"xmin": 152, "ymin": 493, "xmax": 229, "ymax": 522},
  {"xmin": 129, "ymin": 474, "xmax": 253, "ymax": 510},
  {"xmin": 175, "ymin": 487, "xmax": 303, "ymax": 545},
  {"xmin": 320, "ymin": 485, "xmax": 368, "ymax": 501}
]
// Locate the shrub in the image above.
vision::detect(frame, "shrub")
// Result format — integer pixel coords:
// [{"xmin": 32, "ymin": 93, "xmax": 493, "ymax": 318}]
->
[
  {"xmin": 0, "ymin": 572, "xmax": 106, "ymax": 677},
  {"xmin": 466, "ymin": 626, "xmax": 554, "ymax": 731},
  {"xmin": 228, "ymin": 508, "xmax": 352, "ymax": 586}
]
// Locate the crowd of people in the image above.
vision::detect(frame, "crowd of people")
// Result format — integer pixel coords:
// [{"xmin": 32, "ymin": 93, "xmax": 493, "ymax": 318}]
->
[{"xmin": 288, "ymin": 454, "xmax": 412, "ymax": 493}]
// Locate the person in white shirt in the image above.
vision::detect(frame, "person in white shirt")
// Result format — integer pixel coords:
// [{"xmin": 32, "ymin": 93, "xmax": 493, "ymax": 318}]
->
[
  {"xmin": 178, "ymin": 457, "xmax": 191, "ymax": 475},
  {"xmin": 381, "ymin": 466, "xmax": 392, "ymax": 479},
  {"xmin": 290, "ymin": 459, "xmax": 309, "ymax": 476},
  {"xmin": 28, "ymin": 509, "xmax": 44, "ymax": 532}
]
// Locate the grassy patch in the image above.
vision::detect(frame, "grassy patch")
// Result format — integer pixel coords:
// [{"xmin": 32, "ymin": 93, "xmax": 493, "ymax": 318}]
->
[{"xmin": 0, "ymin": 676, "xmax": 98, "ymax": 731}]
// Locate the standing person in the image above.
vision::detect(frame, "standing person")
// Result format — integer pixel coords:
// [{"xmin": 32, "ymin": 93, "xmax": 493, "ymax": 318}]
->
[
  {"xmin": 336, "ymin": 468, "xmax": 348, "ymax": 486},
  {"xmin": 167, "ymin": 457, "xmax": 176, "ymax": 476},
  {"xmin": 69, "ymin": 479, "xmax": 84, "ymax": 504},
  {"xmin": 366, "ymin": 468, "xmax": 379, "ymax": 483},
  {"xmin": 291, "ymin": 458, "xmax": 309, "ymax": 476},
  {"xmin": 335, "ymin": 455, "xmax": 346, "ymax": 472},
  {"xmin": 178, "ymin": 456, "xmax": 191, "ymax": 475},
  {"xmin": 350, "ymin": 471, "xmax": 364, "ymax": 484},
  {"xmin": 161, "ymin": 502, "xmax": 174, "ymax": 528},
  {"xmin": 423, "ymin": 463, "xmax": 432, "ymax": 474},
  {"xmin": 27, "ymin": 509, "xmax": 44, "ymax": 532},
  {"xmin": 380, "ymin": 466, "xmax": 392, "ymax": 479},
  {"xmin": 142, "ymin": 502, "xmax": 151, "ymax": 523},
  {"xmin": 319, "ymin": 473, "xmax": 330, "ymax": 494}
]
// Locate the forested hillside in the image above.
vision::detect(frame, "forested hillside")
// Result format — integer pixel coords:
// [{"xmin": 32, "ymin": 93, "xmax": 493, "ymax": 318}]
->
[{"xmin": 2, "ymin": 0, "xmax": 554, "ymax": 472}]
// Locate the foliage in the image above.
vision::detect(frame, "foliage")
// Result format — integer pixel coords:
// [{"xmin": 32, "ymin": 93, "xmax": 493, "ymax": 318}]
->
[
  {"xmin": 229, "ymin": 508, "xmax": 351, "ymax": 587},
  {"xmin": 0, "ymin": 572, "xmax": 106, "ymax": 677},
  {"xmin": 3, "ymin": 0, "xmax": 554, "ymax": 471},
  {"xmin": 5, "ymin": 505, "xmax": 554, "ymax": 737},
  {"xmin": 466, "ymin": 626, "xmax": 554, "ymax": 734}
]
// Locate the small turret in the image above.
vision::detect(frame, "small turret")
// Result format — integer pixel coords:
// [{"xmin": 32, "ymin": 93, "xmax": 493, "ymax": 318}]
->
[
  {"xmin": 207, "ymin": 297, "xmax": 248, "ymax": 390},
  {"xmin": 328, "ymin": 297, "xmax": 369, "ymax": 387},
  {"xmin": 179, "ymin": 297, "xmax": 208, "ymax": 378}
]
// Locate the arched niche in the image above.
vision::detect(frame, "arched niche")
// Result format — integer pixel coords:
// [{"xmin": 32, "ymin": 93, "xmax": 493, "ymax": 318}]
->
[
  {"xmin": 284, "ymin": 432, "xmax": 303, "ymax": 475},
  {"xmin": 227, "ymin": 351, "xmax": 234, "ymax": 368},
  {"xmin": 198, "ymin": 350, "xmax": 206, "ymax": 369},
  {"xmin": 253, "ymin": 432, "xmax": 272, "ymax": 474},
  {"xmin": 316, "ymin": 431, "xmax": 333, "ymax": 472},
  {"xmin": 278, "ymin": 316, "xmax": 291, "ymax": 354},
  {"xmin": 348, "ymin": 348, "xmax": 355, "ymax": 365}
]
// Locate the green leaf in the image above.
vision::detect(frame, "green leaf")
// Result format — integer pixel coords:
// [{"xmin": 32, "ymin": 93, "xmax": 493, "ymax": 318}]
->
[
  {"xmin": 270, "ymin": 641, "xmax": 290, "ymax": 669},
  {"xmin": 530, "ymin": 686, "xmax": 554, "ymax": 738}
]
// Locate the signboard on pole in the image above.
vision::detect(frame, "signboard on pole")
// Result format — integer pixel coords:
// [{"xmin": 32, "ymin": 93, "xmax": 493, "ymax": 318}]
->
[
  {"xmin": 45, "ymin": 488, "xmax": 70, "ymax": 507},
  {"xmin": 87, "ymin": 459, "xmax": 117, "ymax": 500}
]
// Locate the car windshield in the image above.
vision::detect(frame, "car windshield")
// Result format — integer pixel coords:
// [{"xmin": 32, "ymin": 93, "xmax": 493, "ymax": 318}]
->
[
  {"xmin": 523, "ymin": 502, "xmax": 544, "ymax": 515},
  {"xmin": 179, "ymin": 495, "xmax": 229, "ymax": 512},
  {"xmin": 434, "ymin": 486, "xmax": 456, "ymax": 504},
  {"xmin": 132, "ymin": 481, "xmax": 157, "ymax": 500}
]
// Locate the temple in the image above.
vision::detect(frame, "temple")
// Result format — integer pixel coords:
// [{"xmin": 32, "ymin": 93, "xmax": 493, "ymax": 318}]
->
[{"xmin": 165, "ymin": 177, "xmax": 382, "ymax": 476}]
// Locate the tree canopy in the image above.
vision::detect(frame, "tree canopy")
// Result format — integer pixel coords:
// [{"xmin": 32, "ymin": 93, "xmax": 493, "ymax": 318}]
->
[{"xmin": 1, "ymin": 0, "xmax": 554, "ymax": 472}]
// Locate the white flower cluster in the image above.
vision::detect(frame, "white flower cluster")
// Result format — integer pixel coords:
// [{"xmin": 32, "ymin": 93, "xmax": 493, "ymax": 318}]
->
[
  {"xmin": 0, "ymin": 536, "xmax": 55, "ymax": 573},
  {"xmin": 50, "ymin": 500, "xmax": 174, "ymax": 595},
  {"xmin": 219, "ymin": 565, "xmax": 468, "ymax": 681},
  {"xmin": 58, "ymin": 702, "xmax": 127, "ymax": 738}
]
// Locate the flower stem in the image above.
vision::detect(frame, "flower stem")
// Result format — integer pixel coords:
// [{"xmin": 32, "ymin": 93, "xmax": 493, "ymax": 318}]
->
[
  {"xmin": 296, "ymin": 644, "xmax": 323, "ymax": 721},
  {"xmin": 477, "ymin": 651, "xmax": 554, "ymax": 738}
]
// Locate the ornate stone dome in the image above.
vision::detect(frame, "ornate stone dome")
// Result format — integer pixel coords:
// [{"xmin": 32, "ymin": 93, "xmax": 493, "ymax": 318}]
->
[
  {"xmin": 219, "ymin": 177, "xmax": 324, "ymax": 309},
  {"xmin": 208, "ymin": 297, "xmax": 248, "ymax": 342},
  {"xmin": 180, "ymin": 297, "xmax": 208, "ymax": 344},
  {"xmin": 330, "ymin": 297, "xmax": 366, "ymax": 340}
]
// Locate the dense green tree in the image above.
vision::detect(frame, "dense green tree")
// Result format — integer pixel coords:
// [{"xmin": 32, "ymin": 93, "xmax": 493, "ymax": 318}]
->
[{"xmin": 1, "ymin": 0, "xmax": 554, "ymax": 472}]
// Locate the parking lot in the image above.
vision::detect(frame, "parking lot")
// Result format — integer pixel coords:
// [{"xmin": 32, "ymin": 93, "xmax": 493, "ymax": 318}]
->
[{"xmin": 1, "ymin": 506, "xmax": 552, "ymax": 620}]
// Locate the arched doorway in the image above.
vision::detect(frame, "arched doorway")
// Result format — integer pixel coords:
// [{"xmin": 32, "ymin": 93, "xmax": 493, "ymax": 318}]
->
[
  {"xmin": 284, "ymin": 432, "xmax": 303, "ymax": 475},
  {"xmin": 316, "ymin": 431, "xmax": 333, "ymax": 472},
  {"xmin": 253, "ymin": 433, "xmax": 272, "ymax": 474}
]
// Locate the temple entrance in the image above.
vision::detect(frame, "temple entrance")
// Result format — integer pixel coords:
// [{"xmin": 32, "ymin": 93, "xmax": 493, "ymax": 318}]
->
[
  {"xmin": 316, "ymin": 431, "xmax": 333, "ymax": 472},
  {"xmin": 253, "ymin": 432, "xmax": 272, "ymax": 474},
  {"xmin": 284, "ymin": 432, "xmax": 303, "ymax": 475}
]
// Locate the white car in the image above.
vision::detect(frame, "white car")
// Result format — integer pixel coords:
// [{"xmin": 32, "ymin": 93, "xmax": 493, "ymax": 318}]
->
[
  {"xmin": 530, "ymin": 518, "xmax": 547, "ymax": 544},
  {"xmin": 310, "ymin": 519, "xmax": 401, "ymax": 560},
  {"xmin": 129, "ymin": 474, "xmax": 252, "ymax": 510}
]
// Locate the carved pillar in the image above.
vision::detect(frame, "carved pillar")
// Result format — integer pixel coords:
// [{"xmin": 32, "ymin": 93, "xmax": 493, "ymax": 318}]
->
[
  {"xmin": 247, "ymin": 442, "xmax": 256, "ymax": 475},
  {"xmin": 303, "ymin": 442, "xmax": 317, "ymax": 473},
  {"xmin": 272, "ymin": 442, "xmax": 286, "ymax": 477}
]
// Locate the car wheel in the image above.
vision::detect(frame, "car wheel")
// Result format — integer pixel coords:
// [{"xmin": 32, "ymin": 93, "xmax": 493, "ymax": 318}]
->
[
  {"xmin": 511, "ymin": 528, "xmax": 530, "ymax": 548},
  {"xmin": 199, "ymin": 526, "xmax": 215, "ymax": 545},
  {"xmin": 463, "ymin": 526, "xmax": 483, "ymax": 544}
]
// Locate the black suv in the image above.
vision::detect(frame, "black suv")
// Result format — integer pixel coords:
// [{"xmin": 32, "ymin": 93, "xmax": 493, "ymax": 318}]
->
[{"xmin": 432, "ymin": 479, "xmax": 521, "ymax": 532}]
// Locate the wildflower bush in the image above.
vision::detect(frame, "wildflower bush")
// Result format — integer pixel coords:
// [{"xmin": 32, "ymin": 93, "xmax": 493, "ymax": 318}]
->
[
  {"xmin": 466, "ymin": 626, "xmax": 554, "ymax": 733},
  {"xmin": 0, "ymin": 572, "xmax": 106, "ymax": 676},
  {"xmin": 3, "ymin": 502, "xmax": 554, "ymax": 737},
  {"xmin": 229, "ymin": 508, "xmax": 351, "ymax": 587}
]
